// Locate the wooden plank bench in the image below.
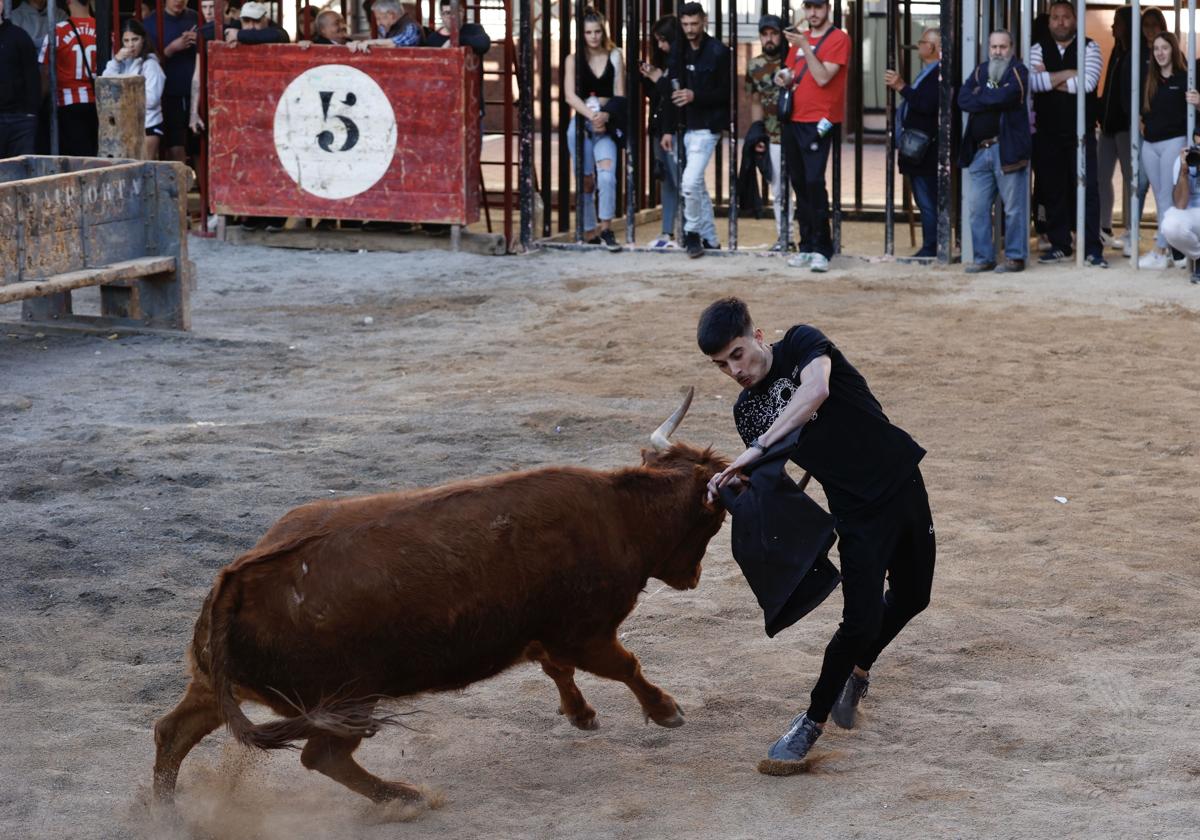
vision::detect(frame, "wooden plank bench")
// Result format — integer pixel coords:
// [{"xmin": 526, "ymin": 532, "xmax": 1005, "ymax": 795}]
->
[{"xmin": 1, "ymin": 156, "xmax": 192, "ymax": 331}]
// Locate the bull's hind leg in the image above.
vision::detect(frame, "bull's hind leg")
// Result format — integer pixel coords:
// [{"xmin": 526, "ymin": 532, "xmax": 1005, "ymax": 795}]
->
[
  {"xmin": 527, "ymin": 644, "xmax": 598, "ymax": 730},
  {"xmin": 300, "ymin": 733, "xmax": 422, "ymax": 803},
  {"xmin": 153, "ymin": 677, "xmax": 222, "ymax": 799},
  {"xmin": 572, "ymin": 635, "xmax": 685, "ymax": 728}
]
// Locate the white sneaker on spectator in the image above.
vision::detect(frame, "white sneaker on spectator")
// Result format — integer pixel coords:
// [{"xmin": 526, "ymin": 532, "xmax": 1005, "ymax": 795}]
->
[
  {"xmin": 650, "ymin": 235, "xmax": 676, "ymax": 249},
  {"xmin": 1110, "ymin": 234, "xmax": 1127, "ymax": 250},
  {"xmin": 1138, "ymin": 250, "xmax": 1170, "ymax": 269},
  {"xmin": 809, "ymin": 254, "xmax": 830, "ymax": 273},
  {"xmin": 787, "ymin": 252, "xmax": 814, "ymax": 268},
  {"xmin": 1175, "ymin": 257, "xmax": 1189, "ymax": 269}
]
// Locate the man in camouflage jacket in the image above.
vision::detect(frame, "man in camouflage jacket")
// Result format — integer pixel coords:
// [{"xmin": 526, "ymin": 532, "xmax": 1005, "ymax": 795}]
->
[{"xmin": 745, "ymin": 14, "xmax": 789, "ymax": 249}]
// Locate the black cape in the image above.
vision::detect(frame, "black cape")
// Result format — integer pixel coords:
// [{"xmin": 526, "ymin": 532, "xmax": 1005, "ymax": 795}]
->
[{"xmin": 719, "ymin": 428, "xmax": 841, "ymax": 638}]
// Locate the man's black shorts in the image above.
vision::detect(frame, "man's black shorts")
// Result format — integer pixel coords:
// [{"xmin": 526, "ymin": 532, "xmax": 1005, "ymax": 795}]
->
[{"xmin": 161, "ymin": 94, "xmax": 190, "ymax": 149}]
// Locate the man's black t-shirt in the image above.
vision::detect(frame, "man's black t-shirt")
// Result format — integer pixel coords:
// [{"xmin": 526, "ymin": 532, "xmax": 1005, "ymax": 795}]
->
[{"xmin": 733, "ymin": 325, "xmax": 925, "ymax": 517}]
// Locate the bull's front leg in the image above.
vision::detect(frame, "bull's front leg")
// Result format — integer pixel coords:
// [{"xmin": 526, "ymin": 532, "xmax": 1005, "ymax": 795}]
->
[{"xmin": 571, "ymin": 635, "xmax": 685, "ymax": 728}]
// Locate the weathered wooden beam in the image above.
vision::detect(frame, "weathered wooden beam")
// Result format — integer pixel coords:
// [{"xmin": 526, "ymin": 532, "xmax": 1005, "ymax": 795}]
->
[
  {"xmin": 0, "ymin": 256, "xmax": 176, "ymax": 305},
  {"xmin": 97, "ymin": 76, "xmax": 148, "ymax": 160}
]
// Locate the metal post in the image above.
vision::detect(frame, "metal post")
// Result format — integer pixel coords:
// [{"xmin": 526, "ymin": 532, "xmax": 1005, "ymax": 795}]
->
[
  {"xmin": 540, "ymin": 1, "xmax": 552, "ymax": 238},
  {"xmin": 1130, "ymin": 0, "xmax": 1141, "ymax": 269},
  {"xmin": 1021, "ymin": 0, "xmax": 1031, "ymax": 265},
  {"xmin": 558, "ymin": 5, "xmax": 570, "ymax": 233},
  {"xmin": 1075, "ymin": 0, "xmax": 1085, "ymax": 268},
  {"xmin": 575, "ymin": 0, "xmax": 586, "ymax": 242},
  {"xmin": 832, "ymin": 0, "xmax": 843, "ymax": 253},
  {"xmin": 715, "ymin": 0, "xmax": 724, "ymax": 211},
  {"xmin": 885, "ymin": 0, "xmax": 896, "ymax": 255},
  {"xmin": 937, "ymin": 0, "xmax": 955, "ymax": 262},
  {"xmin": 729, "ymin": 0, "xmax": 739, "ymax": 250},
  {"xmin": 673, "ymin": 7, "xmax": 685, "ymax": 245},
  {"xmin": 1189, "ymin": 1, "xmax": 1197, "ymax": 140},
  {"xmin": 960, "ymin": 0, "xmax": 978, "ymax": 265},
  {"xmin": 853, "ymin": 0, "xmax": 863, "ymax": 212},
  {"xmin": 626, "ymin": 0, "xmax": 639, "ymax": 244},
  {"xmin": 519, "ymin": 0, "xmax": 535, "ymax": 251},
  {"xmin": 47, "ymin": 0, "xmax": 58, "ymax": 156}
]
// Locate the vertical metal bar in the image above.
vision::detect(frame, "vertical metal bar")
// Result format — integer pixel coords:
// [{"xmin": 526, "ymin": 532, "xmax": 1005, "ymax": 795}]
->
[
  {"xmin": 729, "ymin": 0, "xmax": 738, "ymax": 249},
  {"xmin": 885, "ymin": 0, "xmax": 896, "ymax": 255},
  {"xmin": 1075, "ymin": 0, "xmax": 1085, "ymax": 268},
  {"xmin": 853, "ymin": 0, "xmax": 863, "ymax": 212},
  {"xmin": 541, "ymin": 0, "xmax": 552, "ymax": 237},
  {"xmin": 1189, "ymin": 1, "xmax": 1197, "ymax": 140},
  {"xmin": 48, "ymin": 0, "xmax": 58, "ymax": 156},
  {"xmin": 575, "ymin": 0, "xmax": 585, "ymax": 242},
  {"xmin": 104, "ymin": 0, "xmax": 117, "ymax": 62},
  {"xmin": 832, "ymin": 0, "xmax": 842, "ymax": 253},
  {"xmin": 674, "ymin": 2, "xmax": 685, "ymax": 244},
  {"xmin": 156, "ymin": 0, "xmax": 165, "ymax": 64},
  {"xmin": 504, "ymin": 0, "xmax": 515, "ymax": 246},
  {"xmin": 558, "ymin": 3, "xmax": 570, "ymax": 232},
  {"xmin": 1131, "ymin": 0, "xmax": 1141, "ymax": 269},
  {"xmin": 960, "ymin": 0, "xmax": 978, "ymax": 265},
  {"xmin": 626, "ymin": 0, "xmax": 639, "ymax": 244},
  {"xmin": 520, "ymin": 0, "xmax": 535, "ymax": 251},
  {"xmin": 1020, "ymin": 0, "xmax": 1031, "ymax": 264},
  {"xmin": 715, "ymin": 0, "xmax": 724, "ymax": 210},
  {"xmin": 936, "ymin": 0, "xmax": 955, "ymax": 262}
]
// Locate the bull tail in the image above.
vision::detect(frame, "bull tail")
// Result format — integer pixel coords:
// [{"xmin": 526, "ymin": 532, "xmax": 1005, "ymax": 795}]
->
[{"xmin": 203, "ymin": 532, "xmax": 403, "ymax": 751}]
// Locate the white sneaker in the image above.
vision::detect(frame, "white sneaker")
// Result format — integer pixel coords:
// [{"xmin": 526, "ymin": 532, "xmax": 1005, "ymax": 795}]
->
[
  {"xmin": 1110, "ymin": 234, "xmax": 1127, "ymax": 250},
  {"xmin": 1175, "ymin": 257, "xmax": 1189, "ymax": 269},
  {"xmin": 809, "ymin": 253, "xmax": 830, "ymax": 273},
  {"xmin": 1138, "ymin": 250, "xmax": 1170, "ymax": 269},
  {"xmin": 787, "ymin": 251, "xmax": 814, "ymax": 268},
  {"xmin": 650, "ymin": 236, "xmax": 676, "ymax": 249}
]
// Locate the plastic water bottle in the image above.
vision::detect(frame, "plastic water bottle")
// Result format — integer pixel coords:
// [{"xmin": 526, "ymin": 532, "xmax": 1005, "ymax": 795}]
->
[
  {"xmin": 586, "ymin": 92, "xmax": 601, "ymax": 115},
  {"xmin": 809, "ymin": 117, "xmax": 834, "ymax": 152}
]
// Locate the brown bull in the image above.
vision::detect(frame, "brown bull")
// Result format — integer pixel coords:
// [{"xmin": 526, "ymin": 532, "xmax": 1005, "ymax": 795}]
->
[{"xmin": 152, "ymin": 388, "xmax": 728, "ymax": 804}]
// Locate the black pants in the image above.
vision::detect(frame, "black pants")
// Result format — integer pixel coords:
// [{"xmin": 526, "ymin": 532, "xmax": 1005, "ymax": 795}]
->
[
  {"xmin": 807, "ymin": 469, "xmax": 936, "ymax": 724},
  {"xmin": 1033, "ymin": 129, "xmax": 1101, "ymax": 259},
  {"xmin": 57, "ymin": 103, "xmax": 98, "ymax": 157},
  {"xmin": 782, "ymin": 120, "xmax": 834, "ymax": 259},
  {"xmin": 0, "ymin": 113, "xmax": 37, "ymax": 157}
]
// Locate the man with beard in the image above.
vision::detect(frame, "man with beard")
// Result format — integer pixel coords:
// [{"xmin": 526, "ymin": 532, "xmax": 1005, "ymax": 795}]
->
[
  {"xmin": 745, "ymin": 14, "xmax": 789, "ymax": 249},
  {"xmin": 958, "ymin": 30, "xmax": 1032, "ymax": 273},
  {"xmin": 1029, "ymin": 0, "xmax": 1105, "ymax": 267}
]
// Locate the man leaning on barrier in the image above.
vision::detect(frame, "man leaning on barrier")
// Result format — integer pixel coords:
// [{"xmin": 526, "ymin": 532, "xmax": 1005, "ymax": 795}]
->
[
  {"xmin": 958, "ymin": 29, "xmax": 1031, "ymax": 275},
  {"xmin": 1159, "ymin": 146, "xmax": 1200, "ymax": 284},
  {"xmin": 0, "ymin": 1, "xmax": 40, "ymax": 158}
]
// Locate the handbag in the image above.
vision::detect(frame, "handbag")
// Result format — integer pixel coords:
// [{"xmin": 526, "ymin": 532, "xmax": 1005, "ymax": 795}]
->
[{"xmin": 897, "ymin": 126, "xmax": 933, "ymax": 162}]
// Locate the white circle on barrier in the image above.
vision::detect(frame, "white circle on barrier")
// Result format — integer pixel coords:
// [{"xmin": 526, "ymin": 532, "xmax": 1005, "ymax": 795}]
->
[{"xmin": 273, "ymin": 65, "xmax": 397, "ymax": 200}]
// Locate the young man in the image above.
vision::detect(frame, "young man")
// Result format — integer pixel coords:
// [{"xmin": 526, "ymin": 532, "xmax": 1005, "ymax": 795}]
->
[
  {"xmin": 39, "ymin": 0, "xmax": 98, "ymax": 157},
  {"xmin": 745, "ymin": 14, "xmax": 789, "ymax": 250},
  {"xmin": 699, "ymin": 297, "xmax": 935, "ymax": 765},
  {"xmin": 661, "ymin": 2, "xmax": 730, "ymax": 259},
  {"xmin": 1029, "ymin": 0, "xmax": 1106, "ymax": 267},
  {"xmin": 779, "ymin": 0, "xmax": 850, "ymax": 273},
  {"xmin": 0, "ymin": 2, "xmax": 41, "ymax": 158},
  {"xmin": 145, "ymin": 0, "xmax": 199, "ymax": 163}
]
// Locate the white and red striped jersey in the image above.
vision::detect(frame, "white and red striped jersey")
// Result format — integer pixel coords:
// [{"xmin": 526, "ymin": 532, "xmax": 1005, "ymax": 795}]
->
[{"xmin": 39, "ymin": 18, "xmax": 97, "ymax": 108}]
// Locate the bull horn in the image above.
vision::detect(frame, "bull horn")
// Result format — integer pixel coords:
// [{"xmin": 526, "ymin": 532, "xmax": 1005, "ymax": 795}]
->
[{"xmin": 650, "ymin": 386, "xmax": 695, "ymax": 451}]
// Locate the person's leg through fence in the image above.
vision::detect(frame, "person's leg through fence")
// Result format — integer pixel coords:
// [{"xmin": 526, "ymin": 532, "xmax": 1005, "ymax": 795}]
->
[
  {"xmin": 593, "ymin": 134, "xmax": 618, "ymax": 225},
  {"xmin": 769, "ymin": 142, "xmax": 785, "ymax": 242},
  {"xmin": 784, "ymin": 122, "xmax": 812, "ymax": 252},
  {"xmin": 565, "ymin": 116, "xmax": 598, "ymax": 233},
  {"xmin": 967, "ymin": 146, "xmax": 1000, "ymax": 266},
  {"xmin": 1160, "ymin": 207, "xmax": 1200, "ymax": 259},
  {"xmin": 1038, "ymin": 137, "xmax": 1074, "ymax": 255},
  {"xmin": 1084, "ymin": 132, "xmax": 1103, "ymax": 260},
  {"xmin": 910, "ymin": 173, "xmax": 937, "ymax": 257},
  {"xmin": 682, "ymin": 129, "xmax": 719, "ymax": 243},
  {"xmin": 997, "ymin": 162, "xmax": 1031, "ymax": 263},
  {"xmin": 654, "ymin": 139, "xmax": 679, "ymax": 239},
  {"xmin": 798, "ymin": 123, "xmax": 834, "ymax": 259},
  {"xmin": 1098, "ymin": 131, "xmax": 1119, "ymax": 234}
]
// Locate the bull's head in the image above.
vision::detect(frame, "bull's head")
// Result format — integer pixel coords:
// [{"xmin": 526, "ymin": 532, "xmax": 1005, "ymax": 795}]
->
[{"xmin": 640, "ymin": 387, "xmax": 730, "ymax": 590}]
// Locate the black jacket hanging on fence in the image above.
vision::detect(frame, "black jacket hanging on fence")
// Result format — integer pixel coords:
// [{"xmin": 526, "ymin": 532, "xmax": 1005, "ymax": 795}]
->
[
  {"xmin": 737, "ymin": 119, "xmax": 774, "ymax": 219},
  {"xmin": 718, "ymin": 428, "xmax": 841, "ymax": 638}
]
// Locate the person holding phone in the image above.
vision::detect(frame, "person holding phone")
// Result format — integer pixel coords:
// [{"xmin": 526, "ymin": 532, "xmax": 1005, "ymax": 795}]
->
[
  {"xmin": 777, "ymin": 0, "xmax": 851, "ymax": 273},
  {"xmin": 639, "ymin": 15, "xmax": 682, "ymax": 249},
  {"xmin": 1159, "ymin": 145, "xmax": 1200, "ymax": 283},
  {"xmin": 145, "ymin": 0, "xmax": 200, "ymax": 163}
]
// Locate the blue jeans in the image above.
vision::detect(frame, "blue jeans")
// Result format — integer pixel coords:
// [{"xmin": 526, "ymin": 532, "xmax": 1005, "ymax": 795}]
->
[
  {"xmin": 565, "ymin": 116, "xmax": 617, "ymax": 231},
  {"xmin": 909, "ymin": 173, "xmax": 937, "ymax": 256},
  {"xmin": 682, "ymin": 129, "xmax": 719, "ymax": 244},
  {"xmin": 967, "ymin": 144, "xmax": 1028, "ymax": 264},
  {"xmin": 653, "ymin": 137, "xmax": 679, "ymax": 236}
]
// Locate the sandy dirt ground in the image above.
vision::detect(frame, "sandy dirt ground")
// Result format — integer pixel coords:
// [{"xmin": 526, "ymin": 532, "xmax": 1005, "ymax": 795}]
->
[{"xmin": 2, "ymin": 241, "xmax": 1199, "ymax": 839}]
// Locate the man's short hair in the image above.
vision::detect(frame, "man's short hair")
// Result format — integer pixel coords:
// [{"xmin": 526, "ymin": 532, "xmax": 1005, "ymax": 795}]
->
[
  {"xmin": 679, "ymin": 2, "xmax": 706, "ymax": 18},
  {"xmin": 1048, "ymin": 0, "xmax": 1075, "ymax": 14},
  {"xmin": 697, "ymin": 297, "xmax": 754, "ymax": 355},
  {"xmin": 373, "ymin": 0, "xmax": 402, "ymax": 15},
  {"xmin": 989, "ymin": 28, "xmax": 1013, "ymax": 45}
]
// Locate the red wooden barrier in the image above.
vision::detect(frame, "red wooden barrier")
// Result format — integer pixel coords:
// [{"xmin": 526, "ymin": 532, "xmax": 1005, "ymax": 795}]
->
[{"xmin": 207, "ymin": 45, "xmax": 481, "ymax": 225}]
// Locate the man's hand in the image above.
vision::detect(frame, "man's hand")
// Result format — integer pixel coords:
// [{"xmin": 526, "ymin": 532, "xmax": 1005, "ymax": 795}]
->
[
  {"xmin": 671, "ymin": 87, "xmax": 695, "ymax": 107},
  {"xmin": 189, "ymin": 111, "xmax": 205, "ymax": 133},
  {"xmin": 166, "ymin": 29, "xmax": 198, "ymax": 56},
  {"xmin": 223, "ymin": 28, "xmax": 239, "ymax": 45},
  {"xmin": 783, "ymin": 29, "xmax": 806, "ymax": 53},
  {"xmin": 754, "ymin": 140, "xmax": 766, "ymax": 153},
  {"xmin": 883, "ymin": 68, "xmax": 905, "ymax": 92},
  {"xmin": 706, "ymin": 447, "xmax": 763, "ymax": 502},
  {"xmin": 661, "ymin": 133, "xmax": 673, "ymax": 153},
  {"xmin": 640, "ymin": 61, "xmax": 663, "ymax": 82}
]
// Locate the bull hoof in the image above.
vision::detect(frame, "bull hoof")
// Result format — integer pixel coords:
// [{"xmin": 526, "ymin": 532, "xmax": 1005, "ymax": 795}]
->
[
  {"xmin": 647, "ymin": 701, "xmax": 686, "ymax": 729},
  {"xmin": 558, "ymin": 704, "xmax": 598, "ymax": 730}
]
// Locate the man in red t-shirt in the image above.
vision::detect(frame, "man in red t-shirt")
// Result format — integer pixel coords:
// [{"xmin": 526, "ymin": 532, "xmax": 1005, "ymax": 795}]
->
[
  {"xmin": 38, "ymin": 0, "xmax": 97, "ymax": 156},
  {"xmin": 778, "ymin": 0, "xmax": 850, "ymax": 272}
]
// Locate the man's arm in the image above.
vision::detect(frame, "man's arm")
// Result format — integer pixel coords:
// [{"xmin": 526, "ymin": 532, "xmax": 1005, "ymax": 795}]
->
[
  {"xmin": 705, "ymin": 355, "xmax": 832, "ymax": 499},
  {"xmin": 1064, "ymin": 40, "xmax": 1101, "ymax": 94},
  {"xmin": 687, "ymin": 43, "xmax": 730, "ymax": 108},
  {"xmin": 784, "ymin": 31, "xmax": 841, "ymax": 87}
]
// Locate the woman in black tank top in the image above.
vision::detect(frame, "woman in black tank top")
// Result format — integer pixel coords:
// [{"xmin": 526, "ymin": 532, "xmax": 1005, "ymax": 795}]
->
[{"xmin": 562, "ymin": 8, "xmax": 626, "ymax": 251}]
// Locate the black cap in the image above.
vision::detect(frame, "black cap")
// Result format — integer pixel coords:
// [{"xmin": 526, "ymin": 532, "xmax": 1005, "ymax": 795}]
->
[
  {"xmin": 757, "ymin": 14, "xmax": 784, "ymax": 32},
  {"xmin": 801, "ymin": 0, "xmax": 829, "ymax": 5}
]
